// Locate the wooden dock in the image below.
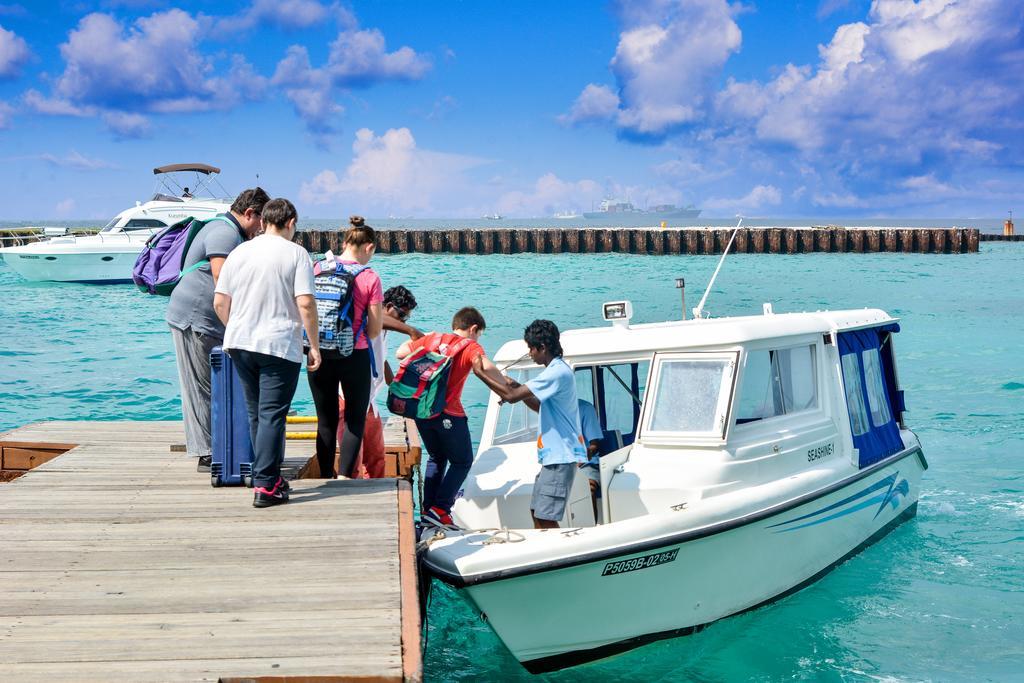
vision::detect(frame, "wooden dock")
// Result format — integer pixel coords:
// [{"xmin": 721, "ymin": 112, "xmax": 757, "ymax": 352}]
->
[
  {"xmin": 296, "ymin": 226, "xmax": 984, "ymax": 255},
  {"xmin": 0, "ymin": 420, "xmax": 422, "ymax": 682}
]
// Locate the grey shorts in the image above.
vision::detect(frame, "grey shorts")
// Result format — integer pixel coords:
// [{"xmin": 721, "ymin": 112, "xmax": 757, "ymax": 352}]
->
[{"xmin": 531, "ymin": 463, "xmax": 577, "ymax": 522}]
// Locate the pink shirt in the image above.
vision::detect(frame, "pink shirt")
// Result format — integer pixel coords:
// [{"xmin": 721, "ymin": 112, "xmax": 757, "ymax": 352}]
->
[{"xmin": 341, "ymin": 261, "xmax": 382, "ymax": 349}]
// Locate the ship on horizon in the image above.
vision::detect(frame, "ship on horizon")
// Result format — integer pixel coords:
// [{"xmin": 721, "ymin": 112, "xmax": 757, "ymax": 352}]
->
[{"xmin": 582, "ymin": 198, "xmax": 701, "ymax": 220}]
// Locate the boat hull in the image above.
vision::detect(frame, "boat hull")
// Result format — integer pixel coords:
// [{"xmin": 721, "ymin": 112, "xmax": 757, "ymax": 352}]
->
[
  {"xmin": 0, "ymin": 235, "xmax": 148, "ymax": 284},
  {"xmin": 429, "ymin": 447, "xmax": 925, "ymax": 672}
]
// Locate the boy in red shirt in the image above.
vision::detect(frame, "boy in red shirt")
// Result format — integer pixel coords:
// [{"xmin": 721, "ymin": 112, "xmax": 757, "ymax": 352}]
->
[{"xmin": 395, "ymin": 306, "xmax": 505, "ymax": 526}]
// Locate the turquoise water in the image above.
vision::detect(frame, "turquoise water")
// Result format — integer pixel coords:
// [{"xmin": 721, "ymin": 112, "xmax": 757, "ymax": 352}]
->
[{"xmin": 1, "ymin": 246, "xmax": 1022, "ymax": 680}]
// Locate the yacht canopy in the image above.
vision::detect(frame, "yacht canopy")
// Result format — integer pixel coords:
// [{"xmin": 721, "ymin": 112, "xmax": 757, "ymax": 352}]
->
[{"xmin": 153, "ymin": 163, "xmax": 221, "ymax": 175}]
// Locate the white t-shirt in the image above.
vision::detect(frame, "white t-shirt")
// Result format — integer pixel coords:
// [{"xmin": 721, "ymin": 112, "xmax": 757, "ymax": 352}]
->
[{"xmin": 215, "ymin": 234, "xmax": 315, "ymax": 363}]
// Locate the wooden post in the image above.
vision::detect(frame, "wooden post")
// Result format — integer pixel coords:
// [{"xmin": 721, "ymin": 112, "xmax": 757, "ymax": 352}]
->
[
  {"xmin": 377, "ymin": 230, "xmax": 393, "ymax": 254},
  {"xmin": 733, "ymin": 228, "xmax": 749, "ymax": 253},
  {"xmin": 865, "ymin": 229, "xmax": 881, "ymax": 252},
  {"xmin": 750, "ymin": 229, "xmax": 765, "ymax": 254},
  {"xmin": 764, "ymin": 228, "xmax": 779, "ymax": 253},
  {"xmin": 614, "ymin": 229, "xmax": 630, "ymax": 253},
  {"xmin": 480, "ymin": 230, "xmax": 495, "ymax": 255},
  {"xmin": 496, "ymin": 229, "xmax": 512, "ymax": 254},
  {"xmin": 394, "ymin": 230, "xmax": 409, "ymax": 254},
  {"xmin": 966, "ymin": 228, "xmax": 979, "ymax": 253},
  {"xmin": 898, "ymin": 229, "xmax": 914, "ymax": 252},
  {"xmin": 949, "ymin": 228, "xmax": 963, "ymax": 254},
  {"xmin": 427, "ymin": 231, "xmax": 442, "ymax": 253},
  {"xmin": 408, "ymin": 230, "xmax": 424, "ymax": 253},
  {"xmin": 509, "ymin": 229, "xmax": 525, "ymax": 253},
  {"xmin": 548, "ymin": 229, "xmax": 564, "ymax": 253},
  {"xmin": 582, "ymin": 229, "xmax": 597, "ymax": 253},
  {"xmin": 783, "ymin": 229, "xmax": 798, "ymax": 254},
  {"xmin": 325, "ymin": 231, "xmax": 341, "ymax": 255},
  {"xmin": 932, "ymin": 228, "xmax": 946, "ymax": 253},
  {"xmin": 847, "ymin": 229, "xmax": 862, "ymax": 253},
  {"xmin": 565, "ymin": 229, "xmax": 580, "ymax": 253},
  {"xmin": 647, "ymin": 229, "xmax": 664, "ymax": 255},
  {"xmin": 665, "ymin": 229, "xmax": 682, "ymax": 254},
  {"xmin": 915, "ymin": 228, "xmax": 931, "ymax": 253},
  {"xmin": 599, "ymin": 229, "xmax": 614, "ymax": 253},
  {"xmin": 815, "ymin": 229, "xmax": 831, "ymax": 253},
  {"xmin": 703, "ymin": 230, "xmax": 716, "ymax": 254},
  {"xmin": 883, "ymin": 229, "xmax": 898, "ymax": 252},
  {"xmin": 799, "ymin": 229, "xmax": 816, "ymax": 253},
  {"xmin": 442, "ymin": 230, "xmax": 458, "ymax": 253}
]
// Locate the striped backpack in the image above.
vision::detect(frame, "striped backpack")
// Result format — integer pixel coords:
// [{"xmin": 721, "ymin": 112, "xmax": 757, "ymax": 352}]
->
[
  {"xmin": 308, "ymin": 259, "xmax": 368, "ymax": 355},
  {"xmin": 387, "ymin": 333, "xmax": 473, "ymax": 419}
]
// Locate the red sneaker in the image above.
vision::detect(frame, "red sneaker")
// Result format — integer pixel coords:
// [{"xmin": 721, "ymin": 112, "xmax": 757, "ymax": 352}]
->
[{"xmin": 422, "ymin": 506, "xmax": 455, "ymax": 527}]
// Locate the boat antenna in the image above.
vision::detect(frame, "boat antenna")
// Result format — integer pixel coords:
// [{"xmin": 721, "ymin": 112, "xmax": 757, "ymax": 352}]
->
[{"xmin": 692, "ymin": 216, "xmax": 743, "ymax": 320}]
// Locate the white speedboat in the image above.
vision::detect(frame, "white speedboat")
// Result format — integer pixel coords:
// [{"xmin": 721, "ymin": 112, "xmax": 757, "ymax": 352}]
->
[
  {"xmin": 421, "ymin": 301, "xmax": 926, "ymax": 672},
  {"xmin": 0, "ymin": 164, "xmax": 231, "ymax": 284}
]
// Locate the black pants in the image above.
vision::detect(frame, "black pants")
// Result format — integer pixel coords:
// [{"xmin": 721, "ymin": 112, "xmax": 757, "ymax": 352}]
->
[
  {"xmin": 308, "ymin": 348, "xmax": 371, "ymax": 478},
  {"xmin": 416, "ymin": 414, "xmax": 474, "ymax": 513},
  {"xmin": 229, "ymin": 349, "xmax": 301, "ymax": 489}
]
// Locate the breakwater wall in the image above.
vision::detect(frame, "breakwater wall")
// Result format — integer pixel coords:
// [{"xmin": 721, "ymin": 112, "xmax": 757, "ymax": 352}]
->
[{"xmin": 296, "ymin": 227, "xmax": 982, "ymax": 255}]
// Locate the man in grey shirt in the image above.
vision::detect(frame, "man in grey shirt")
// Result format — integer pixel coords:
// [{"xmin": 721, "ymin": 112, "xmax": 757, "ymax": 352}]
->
[{"xmin": 167, "ymin": 187, "xmax": 269, "ymax": 470}]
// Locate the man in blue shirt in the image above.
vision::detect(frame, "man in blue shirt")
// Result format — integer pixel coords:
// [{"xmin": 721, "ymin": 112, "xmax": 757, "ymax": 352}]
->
[{"xmin": 478, "ymin": 320, "xmax": 586, "ymax": 528}]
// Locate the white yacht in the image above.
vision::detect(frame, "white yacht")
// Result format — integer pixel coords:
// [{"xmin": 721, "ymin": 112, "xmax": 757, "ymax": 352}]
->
[
  {"xmin": 0, "ymin": 164, "xmax": 232, "ymax": 284},
  {"xmin": 420, "ymin": 301, "xmax": 926, "ymax": 672}
]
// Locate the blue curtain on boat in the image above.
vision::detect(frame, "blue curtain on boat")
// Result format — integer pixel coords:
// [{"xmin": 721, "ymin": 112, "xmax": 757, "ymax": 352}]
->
[{"xmin": 837, "ymin": 324, "xmax": 904, "ymax": 468}]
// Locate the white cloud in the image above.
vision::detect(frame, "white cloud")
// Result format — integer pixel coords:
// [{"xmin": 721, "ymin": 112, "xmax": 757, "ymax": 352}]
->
[
  {"xmin": 273, "ymin": 28, "xmax": 430, "ymax": 141},
  {"xmin": 102, "ymin": 112, "xmax": 151, "ymax": 138},
  {"xmin": 213, "ymin": 0, "xmax": 353, "ymax": 33},
  {"xmin": 0, "ymin": 23, "xmax": 29, "ymax": 79},
  {"xmin": 40, "ymin": 150, "xmax": 116, "ymax": 171},
  {"xmin": 559, "ymin": 84, "xmax": 619, "ymax": 125},
  {"xmin": 495, "ymin": 173, "xmax": 604, "ymax": 217},
  {"xmin": 704, "ymin": 184, "xmax": 782, "ymax": 212},
  {"xmin": 563, "ymin": 0, "xmax": 741, "ymax": 137},
  {"xmin": 299, "ymin": 127, "xmax": 486, "ymax": 215}
]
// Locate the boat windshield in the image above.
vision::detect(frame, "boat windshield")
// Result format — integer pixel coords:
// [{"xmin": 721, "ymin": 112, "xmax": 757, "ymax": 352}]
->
[
  {"xmin": 100, "ymin": 216, "xmax": 122, "ymax": 232},
  {"xmin": 493, "ymin": 367, "xmax": 541, "ymax": 445}
]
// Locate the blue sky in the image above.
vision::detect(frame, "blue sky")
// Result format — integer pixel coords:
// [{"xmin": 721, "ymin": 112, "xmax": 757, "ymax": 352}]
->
[{"xmin": 0, "ymin": 0, "xmax": 1021, "ymax": 220}]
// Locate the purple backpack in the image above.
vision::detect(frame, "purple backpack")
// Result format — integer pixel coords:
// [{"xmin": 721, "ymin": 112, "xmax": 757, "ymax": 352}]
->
[{"xmin": 133, "ymin": 215, "xmax": 232, "ymax": 295}]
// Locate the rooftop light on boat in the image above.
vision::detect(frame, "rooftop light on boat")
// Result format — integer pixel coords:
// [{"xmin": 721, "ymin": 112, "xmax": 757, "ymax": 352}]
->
[{"xmin": 603, "ymin": 300, "xmax": 633, "ymax": 327}]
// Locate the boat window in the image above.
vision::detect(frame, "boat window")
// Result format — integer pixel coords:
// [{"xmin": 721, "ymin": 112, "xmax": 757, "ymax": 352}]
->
[
  {"xmin": 776, "ymin": 345, "xmax": 817, "ymax": 413},
  {"xmin": 125, "ymin": 219, "xmax": 167, "ymax": 229},
  {"xmin": 100, "ymin": 216, "xmax": 121, "ymax": 232},
  {"xmin": 841, "ymin": 354, "xmax": 870, "ymax": 436},
  {"xmin": 641, "ymin": 352, "xmax": 737, "ymax": 442},
  {"xmin": 492, "ymin": 367, "xmax": 541, "ymax": 445},
  {"xmin": 736, "ymin": 350, "xmax": 784, "ymax": 422},
  {"xmin": 735, "ymin": 344, "xmax": 817, "ymax": 424},
  {"xmin": 861, "ymin": 348, "xmax": 893, "ymax": 427},
  {"xmin": 602, "ymin": 363, "xmax": 645, "ymax": 438}
]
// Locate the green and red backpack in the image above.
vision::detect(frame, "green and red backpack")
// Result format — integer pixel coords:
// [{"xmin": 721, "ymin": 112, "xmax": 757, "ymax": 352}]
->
[{"xmin": 387, "ymin": 333, "xmax": 473, "ymax": 420}]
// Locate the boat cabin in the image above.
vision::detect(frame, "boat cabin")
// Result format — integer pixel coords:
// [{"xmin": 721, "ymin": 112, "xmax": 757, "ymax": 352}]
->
[{"xmin": 452, "ymin": 304, "xmax": 908, "ymax": 531}]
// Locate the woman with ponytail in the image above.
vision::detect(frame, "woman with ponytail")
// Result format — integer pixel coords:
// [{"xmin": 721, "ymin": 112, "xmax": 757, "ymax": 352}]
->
[{"xmin": 307, "ymin": 215, "xmax": 383, "ymax": 478}]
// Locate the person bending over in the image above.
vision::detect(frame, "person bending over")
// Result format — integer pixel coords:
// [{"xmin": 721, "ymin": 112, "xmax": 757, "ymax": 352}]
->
[
  {"xmin": 477, "ymin": 320, "xmax": 587, "ymax": 529},
  {"xmin": 395, "ymin": 307, "xmax": 505, "ymax": 527}
]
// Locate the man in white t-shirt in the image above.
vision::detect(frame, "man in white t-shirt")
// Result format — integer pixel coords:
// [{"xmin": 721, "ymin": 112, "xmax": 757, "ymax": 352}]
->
[
  {"xmin": 213, "ymin": 198, "xmax": 320, "ymax": 508},
  {"xmin": 345, "ymin": 285, "xmax": 421, "ymax": 478}
]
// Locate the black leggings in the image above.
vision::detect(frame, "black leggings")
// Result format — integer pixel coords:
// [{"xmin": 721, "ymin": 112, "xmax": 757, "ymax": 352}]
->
[{"xmin": 307, "ymin": 348, "xmax": 371, "ymax": 478}]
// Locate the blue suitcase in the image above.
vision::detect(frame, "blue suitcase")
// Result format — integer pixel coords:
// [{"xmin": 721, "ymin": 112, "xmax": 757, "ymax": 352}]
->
[{"xmin": 210, "ymin": 347, "xmax": 254, "ymax": 487}]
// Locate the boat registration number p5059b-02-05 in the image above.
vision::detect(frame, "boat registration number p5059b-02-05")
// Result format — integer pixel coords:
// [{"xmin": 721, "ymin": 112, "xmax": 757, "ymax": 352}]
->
[{"xmin": 602, "ymin": 549, "xmax": 679, "ymax": 576}]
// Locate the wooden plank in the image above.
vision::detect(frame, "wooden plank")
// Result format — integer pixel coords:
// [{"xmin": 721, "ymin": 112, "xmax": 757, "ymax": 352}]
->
[
  {"xmin": 397, "ymin": 480, "xmax": 422, "ymax": 683},
  {"xmin": 0, "ymin": 420, "xmax": 415, "ymax": 682}
]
